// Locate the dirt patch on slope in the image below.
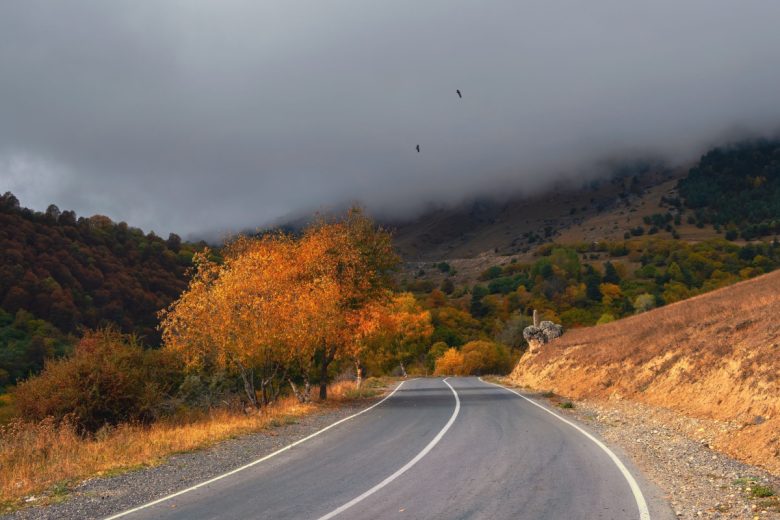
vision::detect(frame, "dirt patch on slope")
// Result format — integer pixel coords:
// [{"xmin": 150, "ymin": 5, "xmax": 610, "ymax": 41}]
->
[{"xmin": 511, "ymin": 270, "xmax": 780, "ymax": 474}]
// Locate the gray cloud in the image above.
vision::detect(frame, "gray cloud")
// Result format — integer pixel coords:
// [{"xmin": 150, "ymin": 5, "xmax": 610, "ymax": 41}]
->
[{"xmin": 2, "ymin": 0, "xmax": 780, "ymax": 238}]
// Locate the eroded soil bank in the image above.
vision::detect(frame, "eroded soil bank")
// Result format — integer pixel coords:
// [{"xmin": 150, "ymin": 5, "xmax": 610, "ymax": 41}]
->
[{"xmin": 511, "ymin": 270, "xmax": 780, "ymax": 476}]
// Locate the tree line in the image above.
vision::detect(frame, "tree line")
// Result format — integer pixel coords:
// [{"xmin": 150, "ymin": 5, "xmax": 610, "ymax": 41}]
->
[
  {"xmin": 678, "ymin": 139, "xmax": 780, "ymax": 239},
  {"xmin": 403, "ymin": 237, "xmax": 780, "ymax": 354},
  {"xmin": 13, "ymin": 210, "xmax": 440, "ymax": 431},
  {"xmin": 0, "ymin": 192, "xmax": 205, "ymax": 388}
]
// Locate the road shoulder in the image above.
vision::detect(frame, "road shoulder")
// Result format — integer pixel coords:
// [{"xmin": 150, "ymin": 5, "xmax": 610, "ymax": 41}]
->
[{"xmin": 494, "ymin": 378, "xmax": 780, "ymax": 520}]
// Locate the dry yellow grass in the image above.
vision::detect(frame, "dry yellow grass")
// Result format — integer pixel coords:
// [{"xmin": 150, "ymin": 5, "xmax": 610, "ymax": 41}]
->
[
  {"xmin": 511, "ymin": 269, "xmax": 780, "ymax": 474},
  {"xmin": 0, "ymin": 380, "xmax": 386, "ymax": 509}
]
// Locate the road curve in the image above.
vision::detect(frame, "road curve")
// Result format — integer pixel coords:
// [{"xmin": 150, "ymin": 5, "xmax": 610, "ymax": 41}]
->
[{"xmin": 105, "ymin": 377, "xmax": 671, "ymax": 520}]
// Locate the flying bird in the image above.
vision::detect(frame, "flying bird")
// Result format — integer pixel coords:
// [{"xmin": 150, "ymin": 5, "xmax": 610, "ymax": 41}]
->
[
  {"xmin": 416, "ymin": 144, "xmax": 420, "ymax": 153},
  {"xmin": 456, "ymin": 89, "xmax": 462, "ymax": 98}
]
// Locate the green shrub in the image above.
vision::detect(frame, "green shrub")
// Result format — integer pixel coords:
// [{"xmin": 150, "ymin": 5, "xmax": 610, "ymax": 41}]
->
[
  {"xmin": 436, "ymin": 262, "xmax": 451, "ymax": 273},
  {"xmin": 596, "ymin": 313, "xmax": 615, "ymax": 325},
  {"xmin": 479, "ymin": 266, "xmax": 503, "ymax": 281},
  {"xmin": 750, "ymin": 485, "xmax": 775, "ymax": 498},
  {"xmin": 427, "ymin": 341, "xmax": 450, "ymax": 371},
  {"xmin": 633, "ymin": 293, "xmax": 656, "ymax": 313}
]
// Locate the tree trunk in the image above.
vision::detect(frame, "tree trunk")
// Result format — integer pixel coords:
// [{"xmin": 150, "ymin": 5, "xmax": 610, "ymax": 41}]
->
[
  {"xmin": 289, "ymin": 378, "xmax": 303, "ymax": 403},
  {"xmin": 231, "ymin": 356, "xmax": 259, "ymax": 410},
  {"xmin": 399, "ymin": 360, "xmax": 408, "ymax": 379},
  {"xmin": 319, "ymin": 356, "xmax": 329, "ymax": 400},
  {"xmin": 261, "ymin": 379, "xmax": 269, "ymax": 406},
  {"xmin": 289, "ymin": 376, "xmax": 311, "ymax": 403},
  {"xmin": 355, "ymin": 360, "xmax": 363, "ymax": 389},
  {"xmin": 319, "ymin": 345, "xmax": 336, "ymax": 400},
  {"xmin": 237, "ymin": 365, "xmax": 259, "ymax": 410}
]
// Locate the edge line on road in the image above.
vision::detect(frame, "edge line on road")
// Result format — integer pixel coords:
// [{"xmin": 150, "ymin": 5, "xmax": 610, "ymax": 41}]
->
[
  {"xmin": 102, "ymin": 379, "xmax": 413, "ymax": 520},
  {"xmin": 479, "ymin": 377, "xmax": 651, "ymax": 520},
  {"xmin": 315, "ymin": 378, "xmax": 461, "ymax": 520}
]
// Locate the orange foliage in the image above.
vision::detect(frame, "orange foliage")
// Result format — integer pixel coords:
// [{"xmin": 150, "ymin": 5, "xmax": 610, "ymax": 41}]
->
[
  {"xmin": 159, "ymin": 208, "xmax": 399, "ymax": 404},
  {"xmin": 433, "ymin": 348, "xmax": 465, "ymax": 376},
  {"xmin": 159, "ymin": 234, "xmax": 336, "ymax": 407},
  {"xmin": 433, "ymin": 340, "xmax": 513, "ymax": 376},
  {"xmin": 361, "ymin": 293, "xmax": 433, "ymax": 375}
]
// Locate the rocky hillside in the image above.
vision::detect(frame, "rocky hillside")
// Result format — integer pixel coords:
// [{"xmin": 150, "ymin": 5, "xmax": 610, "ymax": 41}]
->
[
  {"xmin": 391, "ymin": 164, "xmax": 684, "ymax": 261},
  {"xmin": 510, "ymin": 269, "xmax": 780, "ymax": 474},
  {"xmin": 392, "ymin": 140, "xmax": 780, "ymax": 265}
]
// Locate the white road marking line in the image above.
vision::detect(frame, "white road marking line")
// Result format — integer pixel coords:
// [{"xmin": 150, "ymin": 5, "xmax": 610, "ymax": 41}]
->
[
  {"xmin": 479, "ymin": 377, "xmax": 651, "ymax": 520},
  {"xmin": 315, "ymin": 378, "xmax": 461, "ymax": 520},
  {"xmin": 103, "ymin": 380, "xmax": 413, "ymax": 520}
]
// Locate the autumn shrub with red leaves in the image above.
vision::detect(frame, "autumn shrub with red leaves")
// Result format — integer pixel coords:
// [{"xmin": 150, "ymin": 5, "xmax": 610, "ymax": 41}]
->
[{"xmin": 14, "ymin": 328, "xmax": 182, "ymax": 432}]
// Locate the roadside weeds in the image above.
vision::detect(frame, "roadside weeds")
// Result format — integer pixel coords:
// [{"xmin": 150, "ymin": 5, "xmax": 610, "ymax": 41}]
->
[{"xmin": 0, "ymin": 379, "xmax": 390, "ymax": 514}]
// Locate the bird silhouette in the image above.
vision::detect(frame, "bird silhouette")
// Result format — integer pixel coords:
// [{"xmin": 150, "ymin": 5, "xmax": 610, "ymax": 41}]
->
[
  {"xmin": 456, "ymin": 89, "xmax": 462, "ymax": 98},
  {"xmin": 416, "ymin": 144, "xmax": 420, "ymax": 153}
]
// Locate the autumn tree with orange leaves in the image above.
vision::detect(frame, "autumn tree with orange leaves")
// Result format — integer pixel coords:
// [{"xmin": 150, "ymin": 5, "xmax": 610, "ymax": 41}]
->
[
  {"xmin": 360, "ymin": 293, "xmax": 433, "ymax": 378},
  {"xmin": 159, "ymin": 208, "xmax": 398, "ymax": 407},
  {"xmin": 298, "ymin": 208, "xmax": 399, "ymax": 399},
  {"xmin": 158, "ymin": 235, "xmax": 325, "ymax": 408}
]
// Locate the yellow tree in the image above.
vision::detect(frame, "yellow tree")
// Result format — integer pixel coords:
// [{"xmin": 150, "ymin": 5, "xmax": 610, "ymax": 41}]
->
[
  {"xmin": 160, "ymin": 208, "xmax": 398, "ymax": 405},
  {"xmin": 370, "ymin": 293, "xmax": 433, "ymax": 377},
  {"xmin": 159, "ymin": 235, "xmax": 322, "ymax": 408},
  {"xmin": 281, "ymin": 241, "xmax": 341, "ymax": 403},
  {"xmin": 301, "ymin": 208, "xmax": 399, "ymax": 399},
  {"xmin": 433, "ymin": 348, "xmax": 465, "ymax": 376},
  {"xmin": 342, "ymin": 300, "xmax": 386, "ymax": 389}
]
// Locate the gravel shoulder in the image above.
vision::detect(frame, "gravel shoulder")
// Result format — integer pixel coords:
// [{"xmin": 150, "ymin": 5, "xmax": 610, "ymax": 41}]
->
[
  {"xmin": 1, "ymin": 396, "xmax": 386, "ymax": 520},
  {"xmin": 512, "ymin": 385, "xmax": 780, "ymax": 520}
]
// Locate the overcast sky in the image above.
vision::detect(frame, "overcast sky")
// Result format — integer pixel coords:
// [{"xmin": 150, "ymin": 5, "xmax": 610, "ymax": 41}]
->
[{"xmin": 2, "ymin": 1, "xmax": 780, "ymax": 238}]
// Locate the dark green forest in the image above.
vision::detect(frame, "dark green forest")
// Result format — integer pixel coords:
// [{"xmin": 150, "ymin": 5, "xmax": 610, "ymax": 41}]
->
[
  {"xmin": 0, "ymin": 192, "xmax": 205, "ymax": 388},
  {"xmin": 678, "ymin": 139, "xmax": 780, "ymax": 239}
]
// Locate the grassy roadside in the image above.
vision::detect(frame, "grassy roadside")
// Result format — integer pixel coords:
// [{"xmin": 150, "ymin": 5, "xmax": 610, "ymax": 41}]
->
[{"xmin": 0, "ymin": 378, "xmax": 391, "ymax": 512}]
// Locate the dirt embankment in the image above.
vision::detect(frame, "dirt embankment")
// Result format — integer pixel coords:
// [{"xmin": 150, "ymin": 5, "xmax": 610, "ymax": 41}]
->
[{"xmin": 511, "ymin": 270, "xmax": 780, "ymax": 474}]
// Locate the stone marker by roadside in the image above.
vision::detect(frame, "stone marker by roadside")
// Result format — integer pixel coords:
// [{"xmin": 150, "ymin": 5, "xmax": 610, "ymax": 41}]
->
[{"xmin": 522, "ymin": 309, "xmax": 563, "ymax": 354}]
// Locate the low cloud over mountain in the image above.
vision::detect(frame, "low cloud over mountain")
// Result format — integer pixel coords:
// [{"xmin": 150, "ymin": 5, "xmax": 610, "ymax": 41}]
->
[{"xmin": 2, "ymin": 1, "xmax": 780, "ymax": 237}]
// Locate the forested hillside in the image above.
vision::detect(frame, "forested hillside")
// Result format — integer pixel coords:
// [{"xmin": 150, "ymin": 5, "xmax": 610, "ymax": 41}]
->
[
  {"xmin": 403, "ymin": 238, "xmax": 780, "ymax": 355},
  {"xmin": 0, "ymin": 192, "xmax": 205, "ymax": 387},
  {"xmin": 678, "ymin": 139, "xmax": 780, "ymax": 239}
]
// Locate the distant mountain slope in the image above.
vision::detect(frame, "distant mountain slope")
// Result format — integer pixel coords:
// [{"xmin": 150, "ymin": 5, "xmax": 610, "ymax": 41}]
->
[
  {"xmin": 390, "ymin": 166, "xmax": 684, "ymax": 261},
  {"xmin": 511, "ymin": 269, "xmax": 780, "ymax": 474},
  {"xmin": 391, "ymin": 140, "xmax": 780, "ymax": 263},
  {"xmin": 0, "ymin": 193, "xmax": 205, "ymax": 386}
]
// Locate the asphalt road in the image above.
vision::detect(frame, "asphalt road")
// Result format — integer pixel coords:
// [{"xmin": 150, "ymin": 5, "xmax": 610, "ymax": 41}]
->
[{"xmin": 105, "ymin": 377, "xmax": 672, "ymax": 520}]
